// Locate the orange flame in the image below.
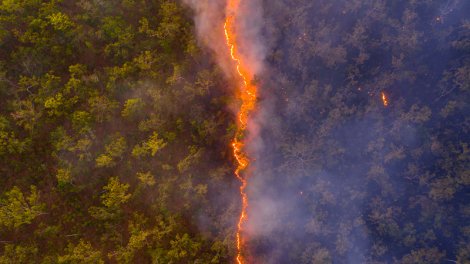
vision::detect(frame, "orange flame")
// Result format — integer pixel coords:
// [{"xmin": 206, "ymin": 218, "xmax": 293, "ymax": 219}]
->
[
  {"xmin": 224, "ymin": 0, "xmax": 257, "ymax": 263},
  {"xmin": 381, "ymin": 92, "xmax": 389, "ymax": 107}
]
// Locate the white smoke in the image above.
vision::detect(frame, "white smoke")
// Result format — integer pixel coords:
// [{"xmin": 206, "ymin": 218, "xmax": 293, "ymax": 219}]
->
[
  {"xmin": 183, "ymin": 0, "xmax": 266, "ymax": 78},
  {"xmin": 236, "ymin": 0, "xmax": 266, "ymax": 76},
  {"xmin": 183, "ymin": 0, "xmax": 269, "ymax": 261},
  {"xmin": 182, "ymin": 0, "xmax": 231, "ymax": 75}
]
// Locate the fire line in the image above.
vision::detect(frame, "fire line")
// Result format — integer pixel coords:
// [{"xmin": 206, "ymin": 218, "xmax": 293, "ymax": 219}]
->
[{"xmin": 224, "ymin": 0, "xmax": 257, "ymax": 263}]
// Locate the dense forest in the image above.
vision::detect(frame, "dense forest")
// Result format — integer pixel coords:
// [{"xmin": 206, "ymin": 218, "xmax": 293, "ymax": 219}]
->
[
  {"xmin": 0, "ymin": 0, "xmax": 237, "ymax": 262},
  {"xmin": 0, "ymin": 0, "xmax": 469, "ymax": 263}
]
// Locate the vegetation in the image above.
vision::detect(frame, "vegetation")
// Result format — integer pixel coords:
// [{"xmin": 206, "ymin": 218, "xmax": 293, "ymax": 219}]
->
[
  {"xmin": 0, "ymin": 0, "xmax": 468, "ymax": 263},
  {"xmin": 0, "ymin": 0, "xmax": 234, "ymax": 262}
]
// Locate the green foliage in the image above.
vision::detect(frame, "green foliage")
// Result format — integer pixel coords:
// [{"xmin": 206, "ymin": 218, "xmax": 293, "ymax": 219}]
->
[
  {"xmin": 11, "ymin": 99, "xmax": 41, "ymax": 133},
  {"xmin": 101, "ymin": 177, "xmax": 131, "ymax": 209},
  {"xmin": 113, "ymin": 229, "xmax": 152, "ymax": 263},
  {"xmin": 95, "ymin": 155, "xmax": 114, "ymax": 168},
  {"xmin": 0, "ymin": 116, "xmax": 27, "ymax": 156},
  {"xmin": 0, "ymin": 127, "xmax": 27, "ymax": 156},
  {"xmin": 132, "ymin": 132, "xmax": 166, "ymax": 157},
  {"xmin": 47, "ymin": 12, "xmax": 74, "ymax": 31},
  {"xmin": 88, "ymin": 177, "xmax": 131, "ymax": 222},
  {"xmin": 58, "ymin": 240, "xmax": 104, "ymax": 264},
  {"xmin": 156, "ymin": 1, "xmax": 186, "ymax": 51},
  {"xmin": 209, "ymin": 241, "xmax": 228, "ymax": 263},
  {"xmin": 111, "ymin": 215, "xmax": 154, "ymax": 263},
  {"xmin": 177, "ymin": 146, "xmax": 202, "ymax": 173},
  {"xmin": 121, "ymin": 98, "xmax": 144, "ymax": 119},
  {"xmin": 136, "ymin": 171, "xmax": 156, "ymax": 186},
  {"xmin": 72, "ymin": 111, "xmax": 92, "ymax": 133},
  {"xmin": 56, "ymin": 167, "xmax": 73, "ymax": 186},
  {"xmin": 0, "ymin": 244, "xmax": 38, "ymax": 264},
  {"xmin": 88, "ymin": 96, "xmax": 119, "ymax": 123},
  {"xmin": 0, "ymin": 186, "xmax": 44, "ymax": 229},
  {"xmin": 167, "ymin": 233, "xmax": 202, "ymax": 262},
  {"xmin": 102, "ymin": 16, "xmax": 127, "ymax": 40},
  {"xmin": 44, "ymin": 93, "xmax": 66, "ymax": 117},
  {"xmin": 96, "ymin": 134, "xmax": 127, "ymax": 168},
  {"xmin": 0, "ymin": 0, "xmax": 232, "ymax": 261}
]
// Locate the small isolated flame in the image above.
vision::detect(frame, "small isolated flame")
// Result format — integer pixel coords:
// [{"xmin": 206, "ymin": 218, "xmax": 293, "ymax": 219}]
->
[
  {"xmin": 224, "ymin": 0, "xmax": 257, "ymax": 263},
  {"xmin": 381, "ymin": 92, "xmax": 389, "ymax": 107}
]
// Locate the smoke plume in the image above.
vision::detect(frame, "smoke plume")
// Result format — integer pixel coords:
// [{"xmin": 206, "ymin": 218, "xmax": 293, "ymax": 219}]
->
[
  {"xmin": 185, "ymin": 0, "xmax": 470, "ymax": 263},
  {"xmin": 183, "ymin": 0, "xmax": 266, "ymax": 78}
]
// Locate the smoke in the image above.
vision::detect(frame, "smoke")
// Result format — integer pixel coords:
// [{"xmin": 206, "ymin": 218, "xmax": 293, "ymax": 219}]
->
[
  {"xmin": 183, "ymin": 0, "xmax": 269, "ymax": 259},
  {"xmin": 235, "ymin": 0, "xmax": 266, "ymax": 76},
  {"xmin": 182, "ymin": 0, "xmax": 229, "ymax": 74},
  {"xmin": 239, "ymin": 0, "xmax": 469, "ymax": 263},
  {"xmin": 185, "ymin": 0, "xmax": 469, "ymax": 263},
  {"xmin": 183, "ymin": 0, "xmax": 266, "ymax": 78}
]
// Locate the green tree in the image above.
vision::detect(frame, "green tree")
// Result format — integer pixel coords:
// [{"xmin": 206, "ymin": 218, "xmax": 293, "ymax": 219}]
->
[
  {"xmin": 96, "ymin": 134, "xmax": 127, "ymax": 168},
  {"xmin": 121, "ymin": 98, "xmax": 144, "ymax": 119},
  {"xmin": 132, "ymin": 132, "xmax": 166, "ymax": 157},
  {"xmin": 58, "ymin": 240, "xmax": 104, "ymax": 264},
  {"xmin": 167, "ymin": 233, "xmax": 202, "ymax": 262},
  {"xmin": 101, "ymin": 177, "xmax": 131, "ymax": 209},
  {"xmin": 0, "ymin": 186, "xmax": 45, "ymax": 229},
  {"xmin": 0, "ymin": 244, "xmax": 38, "ymax": 264}
]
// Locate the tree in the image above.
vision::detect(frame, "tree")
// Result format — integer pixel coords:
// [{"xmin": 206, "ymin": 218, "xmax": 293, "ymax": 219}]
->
[
  {"xmin": 88, "ymin": 177, "xmax": 131, "ymax": 222},
  {"xmin": 136, "ymin": 171, "xmax": 156, "ymax": 187},
  {"xmin": 132, "ymin": 132, "xmax": 166, "ymax": 158},
  {"xmin": 167, "ymin": 234, "xmax": 202, "ymax": 263},
  {"xmin": 101, "ymin": 177, "xmax": 131, "ymax": 209},
  {"xmin": 96, "ymin": 134, "xmax": 127, "ymax": 168},
  {"xmin": 0, "ymin": 186, "xmax": 45, "ymax": 229},
  {"xmin": 0, "ymin": 244, "xmax": 38, "ymax": 264},
  {"xmin": 58, "ymin": 240, "xmax": 104, "ymax": 264},
  {"xmin": 0, "ymin": 0, "xmax": 232, "ymax": 262},
  {"xmin": 121, "ymin": 98, "xmax": 145, "ymax": 119}
]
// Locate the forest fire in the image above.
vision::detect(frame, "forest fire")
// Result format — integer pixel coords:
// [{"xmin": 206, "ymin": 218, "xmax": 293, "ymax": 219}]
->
[
  {"xmin": 381, "ymin": 92, "xmax": 389, "ymax": 107},
  {"xmin": 224, "ymin": 0, "xmax": 257, "ymax": 263}
]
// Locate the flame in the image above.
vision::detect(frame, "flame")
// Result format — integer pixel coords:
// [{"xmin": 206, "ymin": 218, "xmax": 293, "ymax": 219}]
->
[
  {"xmin": 381, "ymin": 92, "xmax": 389, "ymax": 107},
  {"xmin": 224, "ymin": 1, "xmax": 257, "ymax": 263}
]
